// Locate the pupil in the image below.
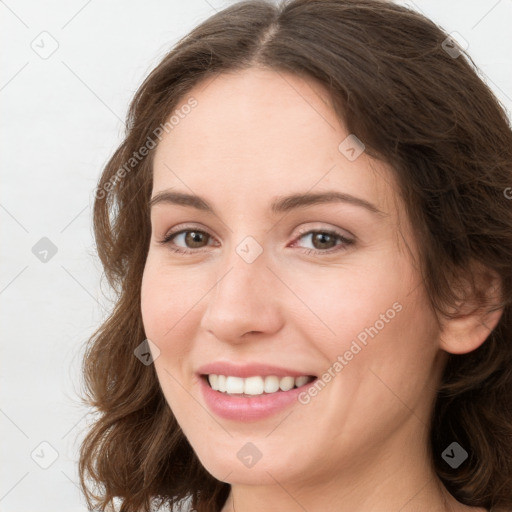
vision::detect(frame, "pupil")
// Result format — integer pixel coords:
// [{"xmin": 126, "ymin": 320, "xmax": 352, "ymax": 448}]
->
[
  {"xmin": 314, "ymin": 233, "xmax": 333, "ymax": 249},
  {"xmin": 187, "ymin": 231, "xmax": 205, "ymax": 247}
]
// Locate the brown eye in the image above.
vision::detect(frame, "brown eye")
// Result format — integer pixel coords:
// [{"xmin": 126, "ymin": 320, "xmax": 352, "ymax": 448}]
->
[
  {"xmin": 182, "ymin": 230, "xmax": 209, "ymax": 248},
  {"xmin": 293, "ymin": 229, "xmax": 354, "ymax": 255},
  {"xmin": 159, "ymin": 227, "xmax": 353, "ymax": 256},
  {"xmin": 310, "ymin": 232, "xmax": 338, "ymax": 250},
  {"xmin": 160, "ymin": 229, "xmax": 214, "ymax": 254}
]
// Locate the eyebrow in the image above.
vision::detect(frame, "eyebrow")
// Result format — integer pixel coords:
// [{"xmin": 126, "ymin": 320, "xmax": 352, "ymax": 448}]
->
[{"xmin": 149, "ymin": 190, "xmax": 387, "ymax": 217}]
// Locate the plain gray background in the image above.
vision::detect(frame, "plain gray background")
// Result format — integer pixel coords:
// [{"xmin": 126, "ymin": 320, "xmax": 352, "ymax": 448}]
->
[{"xmin": 1, "ymin": 1, "xmax": 511, "ymax": 510}]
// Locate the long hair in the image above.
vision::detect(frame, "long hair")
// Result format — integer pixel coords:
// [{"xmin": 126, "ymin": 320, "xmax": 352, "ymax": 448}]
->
[{"xmin": 78, "ymin": 1, "xmax": 512, "ymax": 511}]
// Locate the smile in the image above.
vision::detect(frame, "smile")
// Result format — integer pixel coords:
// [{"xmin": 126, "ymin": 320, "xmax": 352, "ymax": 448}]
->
[
  {"xmin": 199, "ymin": 373, "xmax": 318, "ymax": 422},
  {"xmin": 205, "ymin": 374, "xmax": 315, "ymax": 396}
]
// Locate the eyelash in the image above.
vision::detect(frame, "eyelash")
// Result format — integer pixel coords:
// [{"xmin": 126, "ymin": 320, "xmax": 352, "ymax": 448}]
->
[{"xmin": 157, "ymin": 225, "xmax": 354, "ymax": 256}]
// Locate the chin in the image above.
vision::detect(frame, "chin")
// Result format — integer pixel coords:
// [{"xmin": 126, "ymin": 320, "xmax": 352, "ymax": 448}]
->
[{"xmin": 193, "ymin": 441, "xmax": 300, "ymax": 485}]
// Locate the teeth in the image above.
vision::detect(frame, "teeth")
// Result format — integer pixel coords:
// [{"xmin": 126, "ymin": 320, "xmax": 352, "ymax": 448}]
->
[
  {"xmin": 207, "ymin": 374, "xmax": 314, "ymax": 395},
  {"xmin": 209, "ymin": 374, "xmax": 219, "ymax": 391},
  {"xmin": 264, "ymin": 376, "xmax": 280, "ymax": 393},
  {"xmin": 226, "ymin": 376, "xmax": 244, "ymax": 394},
  {"xmin": 295, "ymin": 375, "xmax": 310, "ymax": 388},
  {"xmin": 279, "ymin": 376, "xmax": 295, "ymax": 391},
  {"xmin": 217, "ymin": 375, "xmax": 227, "ymax": 392},
  {"xmin": 245, "ymin": 376, "xmax": 264, "ymax": 395}
]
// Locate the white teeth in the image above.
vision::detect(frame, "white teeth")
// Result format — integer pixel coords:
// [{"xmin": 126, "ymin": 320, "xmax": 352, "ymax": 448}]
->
[
  {"xmin": 217, "ymin": 375, "xmax": 227, "ymax": 392},
  {"xmin": 279, "ymin": 376, "xmax": 295, "ymax": 391},
  {"xmin": 207, "ymin": 374, "xmax": 314, "ymax": 396},
  {"xmin": 244, "ymin": 376, "xmax": 264, "ymax": 395},
  {"xmin": 209, "ymin": 374, "xmax": 219, "ymax": 391},
  {"xmin": 225, "ymin": 376, "xmax": 244, "ymax": 394},
  {"xmin": 264, "ymin": 376, "xmax": 280, "ymax": 393}
]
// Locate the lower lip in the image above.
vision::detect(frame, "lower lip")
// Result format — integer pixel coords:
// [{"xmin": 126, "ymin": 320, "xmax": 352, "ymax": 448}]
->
[{"xmin": 199, "ymin": 376, "xmax": 316, "ymax": 422}]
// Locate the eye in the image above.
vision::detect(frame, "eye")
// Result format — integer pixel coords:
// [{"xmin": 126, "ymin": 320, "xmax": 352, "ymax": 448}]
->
[
  {"xmin": 157, "ymin": 226, "xmax": 354, "ymax": 256},
  {"xmin": 291, "ymin": 228, "xmax": 354, "ymax": 255},
  {"xmin": 158, "ymin": 227, "xmax": 215, "ymax": 254}
]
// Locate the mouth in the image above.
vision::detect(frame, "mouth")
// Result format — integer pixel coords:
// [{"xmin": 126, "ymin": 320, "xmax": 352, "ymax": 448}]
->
[
  {"xmin": 198, "ymin": 367, "xmax": 320, "ymax": 421},
  {"xmin": 200, "ymin": 373, "xmax": 317, "ymax": 397}
]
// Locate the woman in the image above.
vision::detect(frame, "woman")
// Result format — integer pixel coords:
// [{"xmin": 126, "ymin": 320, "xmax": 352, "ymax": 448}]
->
[{"xmin": 78, "ymin": 1, "xmax": 512, "ymax": 511}]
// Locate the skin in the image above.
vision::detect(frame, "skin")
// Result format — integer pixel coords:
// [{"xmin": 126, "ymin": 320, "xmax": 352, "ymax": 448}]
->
[{"xmin": 140, "ymin": 67, "xmax": 499, "ymax": 512}]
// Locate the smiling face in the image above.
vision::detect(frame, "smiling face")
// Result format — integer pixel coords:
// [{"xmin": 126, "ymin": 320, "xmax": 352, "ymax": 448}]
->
[{"xmin": 140, "ymin": 67, "xmax": 447, "ymax": 490}]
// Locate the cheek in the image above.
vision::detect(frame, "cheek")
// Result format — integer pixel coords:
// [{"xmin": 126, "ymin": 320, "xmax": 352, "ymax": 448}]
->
[
  {"xmin": 324, "ymin": 275, "xmax": 440, "ymax": 429},
  {"xmin": 140, "ymin": 265, "xmax": 169, "ymax": 341},
  {"xmin": 140, "ymin": 255, "xmax": 200, "ymax": 343},
  {"xmin": 140, "ymin": 262, "xmax": 200, "ymax": 412},
  {"xmin": 286, "ymin": 257, "xmax": 408, "ymax": 351},
  {"xmin": 293, "ymin": 252, "xmax": 438, "ymax": 400}
]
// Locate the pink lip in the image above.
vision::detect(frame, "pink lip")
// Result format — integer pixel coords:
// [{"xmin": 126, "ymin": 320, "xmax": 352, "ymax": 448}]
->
[
  {"xmin": 196, "ymin": 361, "xmax": 316, "ymax": 378},
  {"xmin": 198, "ymin": 375, "xmax": 317, "ymax": 422}
]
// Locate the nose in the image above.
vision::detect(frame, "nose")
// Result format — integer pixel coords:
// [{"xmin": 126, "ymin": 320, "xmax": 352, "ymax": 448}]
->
[{"xmin": 199, "ymin": 244, "xmax": 284, "ymax": 343}]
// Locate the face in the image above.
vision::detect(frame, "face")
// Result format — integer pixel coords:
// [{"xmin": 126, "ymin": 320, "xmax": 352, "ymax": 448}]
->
[{"xmin": 141, "ymin": 68, "xmax": 446, "ymax": 488}]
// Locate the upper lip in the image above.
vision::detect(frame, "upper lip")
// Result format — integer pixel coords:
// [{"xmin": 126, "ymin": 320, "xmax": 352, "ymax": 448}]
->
[{"xmin": 197, "ymin": 361, "xmax": 317, "ymax": 378}]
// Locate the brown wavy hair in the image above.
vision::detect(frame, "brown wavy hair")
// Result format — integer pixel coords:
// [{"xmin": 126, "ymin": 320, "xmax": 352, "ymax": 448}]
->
[{"xmin": 77, "ymin": 1, "xmax": 512, "ymax": 511}]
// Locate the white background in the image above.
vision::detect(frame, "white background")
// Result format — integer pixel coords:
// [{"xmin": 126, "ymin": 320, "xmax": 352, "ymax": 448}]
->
[{"xmin": 1, "ymin": 1, "xmax": 511, "ymax": 510}]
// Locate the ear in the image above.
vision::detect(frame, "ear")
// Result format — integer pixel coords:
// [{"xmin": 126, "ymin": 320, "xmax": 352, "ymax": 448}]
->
[{"xmin": 438, "ymin": 263, "xmax": 504, "ymax": 355}]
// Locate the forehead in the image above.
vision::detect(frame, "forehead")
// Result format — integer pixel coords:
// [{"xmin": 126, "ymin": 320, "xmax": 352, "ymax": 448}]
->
[{"xmin": 152, "ymin": 68, "xmax": 398, "ymax": 220}]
